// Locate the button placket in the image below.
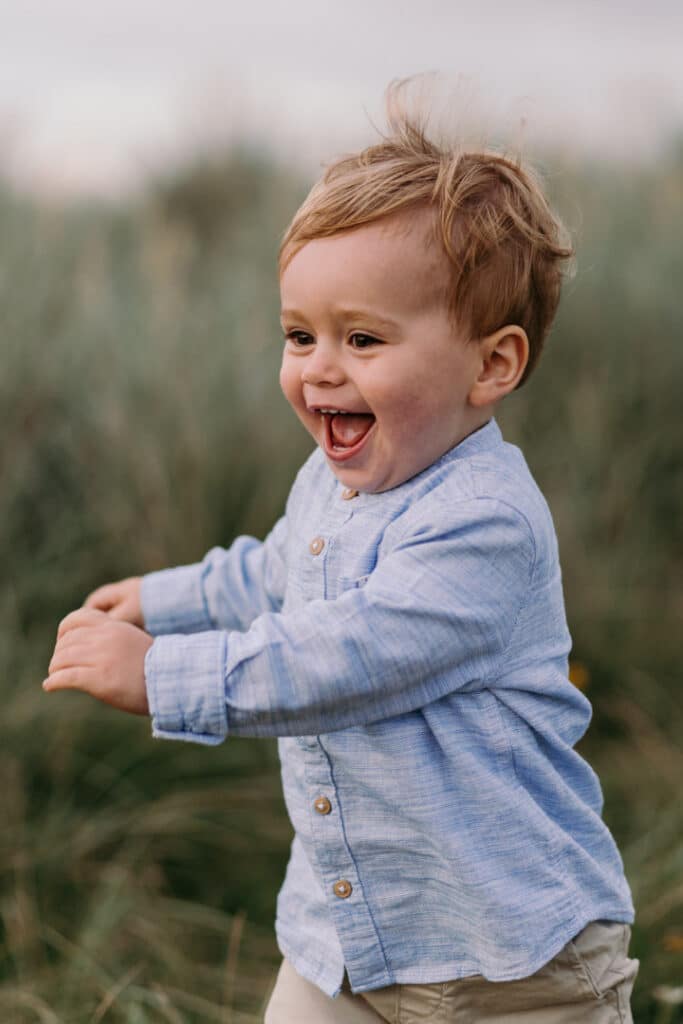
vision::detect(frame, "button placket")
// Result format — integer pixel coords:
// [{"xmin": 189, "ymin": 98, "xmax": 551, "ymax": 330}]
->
[
  {"xmin": 296, "ymin": 743, "xmax": 389, "ymax": 987},
  {"xmin": 301, "ymin": 745, "xmax": 358, "ymax": 912}
]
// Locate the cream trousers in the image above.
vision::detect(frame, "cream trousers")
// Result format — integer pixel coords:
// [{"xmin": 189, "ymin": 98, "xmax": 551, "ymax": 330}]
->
[{"xmin": 264, "ymin": 921, "xmax": 638, "ymax": 1024}]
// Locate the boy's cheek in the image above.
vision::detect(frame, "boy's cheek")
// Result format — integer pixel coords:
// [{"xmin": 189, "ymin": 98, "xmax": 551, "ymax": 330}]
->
[
  {"xmin": 278, "ymin": 361, "xmax": 295, "ymax": 407},
  {"xmin": 279, "ymin": 363, "xmax": 311, "ymax": 428}
]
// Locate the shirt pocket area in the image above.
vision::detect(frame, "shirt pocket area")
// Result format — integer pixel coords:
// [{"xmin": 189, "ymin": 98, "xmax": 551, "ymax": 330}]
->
[
  {"xmin": 337, "ymin": 574, "xmax": 370, "ymax": 591},
  {"xmin": 326, "ymin": 573, "xmax": 371, "ymax": 601}
]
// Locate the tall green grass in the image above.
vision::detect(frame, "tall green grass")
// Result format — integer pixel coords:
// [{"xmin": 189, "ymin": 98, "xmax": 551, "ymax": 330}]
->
[{"xmin": 0, "ymin": 140, "xmax": 681, "ymax": 1022}]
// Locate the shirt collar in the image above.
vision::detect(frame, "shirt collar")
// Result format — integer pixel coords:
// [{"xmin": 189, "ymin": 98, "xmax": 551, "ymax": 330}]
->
[
  {"xmin": 439, "ymin": 417, "xmax": 503, "ymax": 464},
  {"xmin": 401, "ymin": 416, "xmax": 504, "ymax": 480}
]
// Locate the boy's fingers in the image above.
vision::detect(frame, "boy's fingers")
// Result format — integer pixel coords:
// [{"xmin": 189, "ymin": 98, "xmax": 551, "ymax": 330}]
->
[
  {"xmin": 57, "ymin": 607, "xmax": 108, "ymax": 638},
  {"xmin": 107, "ymin": 605, "xmax": 130, "ymax": 621},
  {"xmin": 42, "ymin": 667, "xmax": 92, "ymax": 693},
  {"xmin": 54, "ymin": 625, "xmax": 101, "ymax": 648},
  {"xmin": 49, "ymin": 642, "xmax": 94, "ymax": 673},
  {"xmin": 83, "ymin": 585, "xmax": 118, "ymax": 610}
]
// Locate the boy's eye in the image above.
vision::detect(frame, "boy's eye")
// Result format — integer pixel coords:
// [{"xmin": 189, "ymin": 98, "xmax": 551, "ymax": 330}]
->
[
  {"xmin": 285, "ymin": 330, "xmax": 314, "ymax": 347},
  {"xmin": 349, "ymin": 333, "xmax": 381, "ymax": 349}
]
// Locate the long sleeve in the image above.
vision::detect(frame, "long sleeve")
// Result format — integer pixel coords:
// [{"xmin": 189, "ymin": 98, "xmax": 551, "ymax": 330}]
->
[
  {"xmin": 140, "ymin": 514, "xmax": 288, "ymax": 637},
  {"xmin": 144, "ymin": 497, "xmax": 536, "ymax": 744}
]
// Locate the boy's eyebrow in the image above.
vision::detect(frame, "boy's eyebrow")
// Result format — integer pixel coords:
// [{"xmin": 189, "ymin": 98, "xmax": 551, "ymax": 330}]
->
[
  {"xmin": 279, "ymin": 308, "xmax": 307, "ymax": 324},
  {"xmin": 336, "ymin": 307, "xmax": 402, "ymax": 330},
  {"xmin": 280, "ymin": 306, "xmax": 401, "ymax": 330}
]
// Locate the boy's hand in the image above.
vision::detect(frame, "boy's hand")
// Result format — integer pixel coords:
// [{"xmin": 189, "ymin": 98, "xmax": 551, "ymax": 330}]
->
[
  {"xmin": 82, "ymin": 576, "xmax": 144, "ymax": 627},
  {"xmin": 43, "ymin": 608, "xmax": 153, "ymax": 715}
]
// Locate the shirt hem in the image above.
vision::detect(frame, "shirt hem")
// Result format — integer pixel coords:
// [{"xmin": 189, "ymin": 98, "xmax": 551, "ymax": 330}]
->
[
  {"xmin": 275, "ymin": 902, "xmax": 635, "ymax": 997},
  {"xmin": 275, "ymin": 923, "xmax": 392, "ymax": 998},
  {"xmin": 378, "ymin": 905, "xmax": 635, "ymax": 991}
]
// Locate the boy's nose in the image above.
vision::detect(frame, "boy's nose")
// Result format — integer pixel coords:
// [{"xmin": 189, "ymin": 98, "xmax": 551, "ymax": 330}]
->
[{"xmin": 300, "ymin": 345, "xmax": 345, "ymax": 387}]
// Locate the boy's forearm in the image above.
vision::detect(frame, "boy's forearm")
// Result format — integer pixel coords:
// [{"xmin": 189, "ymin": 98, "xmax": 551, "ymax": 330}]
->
[
  {"xmin": 144, "ymin": 583, "xmax": 511, "ymax": 744},
  {"xmin": 141, "ymin": 562, "xmax": 214, "ymax": 635},
  {"xmin": 141, "ymin": 519, "xmax": 288, "ymax": 638}
]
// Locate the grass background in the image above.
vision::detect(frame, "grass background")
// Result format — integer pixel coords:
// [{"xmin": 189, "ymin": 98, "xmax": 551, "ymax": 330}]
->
[{"xmin": 0, "ymin": 139, "xmax": 681, "ymax": 1022}]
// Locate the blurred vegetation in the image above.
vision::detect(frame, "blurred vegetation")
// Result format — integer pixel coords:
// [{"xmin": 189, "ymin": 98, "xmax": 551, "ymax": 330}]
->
[{"xmin": 0, "ymin": 136, "xmax": 681, "ymax": 1022}]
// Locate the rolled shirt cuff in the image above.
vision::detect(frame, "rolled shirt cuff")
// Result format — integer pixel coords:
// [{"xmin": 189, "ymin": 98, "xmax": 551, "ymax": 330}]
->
[
  {"xmin": 140, "ymin": 563, "xmax": 213, "ymax": 635},
  {"xmin": 144, "ymin": 631, "xmax": 228, "ymax": 745}
]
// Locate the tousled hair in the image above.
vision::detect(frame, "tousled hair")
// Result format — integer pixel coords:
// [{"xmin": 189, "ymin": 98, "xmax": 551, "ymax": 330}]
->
[{"xmin": 279, "ymin": 78, "xmax": 574, "ymax": 386}]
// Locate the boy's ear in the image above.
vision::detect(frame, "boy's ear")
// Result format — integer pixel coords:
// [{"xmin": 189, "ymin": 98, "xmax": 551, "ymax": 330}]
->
[{"xmin": 468, "ymin": 326, "xmax": 529, "ymax": 408}]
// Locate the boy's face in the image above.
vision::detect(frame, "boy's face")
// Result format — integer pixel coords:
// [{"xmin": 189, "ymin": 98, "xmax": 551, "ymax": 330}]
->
[{"xmin": 279, "ymin": 209, "xmax": 487, "ymax": 493}]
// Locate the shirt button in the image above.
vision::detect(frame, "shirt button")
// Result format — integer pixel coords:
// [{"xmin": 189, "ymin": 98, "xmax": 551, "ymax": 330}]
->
[
  {"xmin": 333, "ymin": 879, "xmax": 353, "ymax": 899},
  {"xmin": 314, "ymin": 796, "xmax": 332, "ymax": 815},
  {"xmin": 341, "ymin": 488, "xmax": 359, "ymax": 500},
  {"xmin": 309, "ymin": 536, "xmax": 325, "ymax": 556}
]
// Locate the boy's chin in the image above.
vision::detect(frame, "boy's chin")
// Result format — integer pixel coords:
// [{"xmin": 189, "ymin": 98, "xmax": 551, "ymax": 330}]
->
[{"xmin": 325, "ymin": 460, "xmax": 398, "ymax": 496}]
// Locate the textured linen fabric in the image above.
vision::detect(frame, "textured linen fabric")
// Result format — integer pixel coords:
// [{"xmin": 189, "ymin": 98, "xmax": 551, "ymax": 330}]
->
[{"xmin": 140, "ymin": 417, "xmax": 635, "ymax": 998}]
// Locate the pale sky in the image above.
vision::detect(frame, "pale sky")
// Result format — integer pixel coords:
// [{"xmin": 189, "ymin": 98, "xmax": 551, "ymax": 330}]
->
[{"xmin": 1, "ymin": 0, "xmax": 681, "ymax": 196}]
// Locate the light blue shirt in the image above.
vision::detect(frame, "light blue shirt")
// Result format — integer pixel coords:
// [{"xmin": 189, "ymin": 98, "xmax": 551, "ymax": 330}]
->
[{"xmin": 140, "ymin": 417, "xmax": 634, "ymax": 997}]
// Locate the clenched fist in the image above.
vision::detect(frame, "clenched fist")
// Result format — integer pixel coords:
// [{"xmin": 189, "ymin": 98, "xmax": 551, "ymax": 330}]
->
[{"xmin": 43, "ymin": 607, "xmax": 152, "ymax": 715}]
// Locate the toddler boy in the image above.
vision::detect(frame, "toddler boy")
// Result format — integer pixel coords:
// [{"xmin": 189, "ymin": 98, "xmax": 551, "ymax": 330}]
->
[{"xmin": 44, "ymin": 88, "xmax": 638, "ymax": 1022}]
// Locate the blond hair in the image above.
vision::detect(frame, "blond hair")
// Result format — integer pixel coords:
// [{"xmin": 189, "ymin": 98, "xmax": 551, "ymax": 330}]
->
[{"xmin": 279, "ymin": 79, "xmax": 574, "ymax": 386}]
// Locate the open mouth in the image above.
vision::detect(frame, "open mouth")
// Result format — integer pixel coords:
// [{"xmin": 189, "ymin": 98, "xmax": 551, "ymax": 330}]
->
[{"xmin": 316, "ymin": 409, "xmax": 376, "ymax": 462}]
